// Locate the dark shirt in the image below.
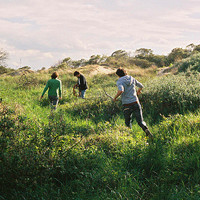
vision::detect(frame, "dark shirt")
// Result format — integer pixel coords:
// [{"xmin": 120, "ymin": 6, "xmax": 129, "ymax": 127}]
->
[{"xmin": 78, "ymin": 74, "xmax": 88, "ymax": 90}]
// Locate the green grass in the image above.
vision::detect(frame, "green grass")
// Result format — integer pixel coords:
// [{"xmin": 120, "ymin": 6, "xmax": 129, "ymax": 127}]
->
[{"xmin": 0, "ymin": 71, "xmax": 200, "ymax": 200}]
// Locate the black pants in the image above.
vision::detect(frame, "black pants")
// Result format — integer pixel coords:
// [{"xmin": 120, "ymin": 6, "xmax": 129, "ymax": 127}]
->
[
  {"xmin": 123, "ymin": 102, "xmax": 148, "ymax": 132},
  {"xmin": 48, "ymin": 96, "xmax": 59, "ymax": 110}
]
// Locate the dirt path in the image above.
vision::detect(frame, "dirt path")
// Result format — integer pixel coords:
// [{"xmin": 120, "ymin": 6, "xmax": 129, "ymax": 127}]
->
[{"xmin": 157, "ymin": 66, "xmax": 177, "ymax": 76}]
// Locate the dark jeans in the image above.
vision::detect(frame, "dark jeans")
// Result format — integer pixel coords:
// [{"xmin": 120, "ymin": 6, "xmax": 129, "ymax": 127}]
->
[
  {"xmin": 48, "ymin": 96, "xmax": 59, "ymax": 110},
  {"xmin": 80, "ymin": 89, "xmax": 86, "ymax": 98},
  {"xmin": 123, "ymin": 102, "xmax": 148, "ymax": 132}
]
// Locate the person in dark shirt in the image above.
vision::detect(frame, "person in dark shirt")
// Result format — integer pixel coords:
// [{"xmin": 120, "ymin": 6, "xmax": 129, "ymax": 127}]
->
[{"xmin": 73, "ymin": 71, "xmax": 88, "ymax": 98}]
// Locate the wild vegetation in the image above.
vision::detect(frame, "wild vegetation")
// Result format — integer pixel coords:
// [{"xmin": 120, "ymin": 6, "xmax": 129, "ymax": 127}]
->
[{"xmin": 0, "ymin": 45, "xmax": 200, "ymax": 199}]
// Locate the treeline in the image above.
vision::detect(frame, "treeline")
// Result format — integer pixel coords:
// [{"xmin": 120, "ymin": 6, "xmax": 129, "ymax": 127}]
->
[
  {"xmin": 54, "ymin": 43, "xmax": 200, "ymax": 69},
  {"xmin": 1, "ymin": 43, "xmax": 200, "ymax": 74}
]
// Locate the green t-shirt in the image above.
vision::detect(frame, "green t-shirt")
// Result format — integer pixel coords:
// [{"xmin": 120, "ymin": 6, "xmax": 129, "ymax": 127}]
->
[{"xmin": 41, "ymin": 78, "xmax": 62, "ymax": 97}]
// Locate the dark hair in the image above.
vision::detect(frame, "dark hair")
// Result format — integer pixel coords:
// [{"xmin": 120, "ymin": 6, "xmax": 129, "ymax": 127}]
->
[
  {"xmin": 51, "ymin": 72, "xmax": 59, "ymax": 79},
  {"xmin": 116, "ymin": 68, "xmax": 127, "ymax": 77},
  {"xmin": 74, "ymin": 71, "xmax": 80, "ymax": 76}
]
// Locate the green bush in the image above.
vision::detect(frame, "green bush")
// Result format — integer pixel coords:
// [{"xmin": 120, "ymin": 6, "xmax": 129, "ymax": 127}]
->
[
  {"xmin": 0, "ymin": 66, "xmax": 15, "ymax": 75},
  {"xmin": 65, "ymin": 97, "xmax": 121, "ymax": 124},
  {"xmin": 0, "ymin": 104, "xmax": 140, "ymax": 199},
  {"xmin": 141, "ymin": 74, "xmax": 200, "ymax": 120},
  {"xmin": 15, "ymin": 74, "xmax": 40, "ymax": 89},
  {"xmin": 175, "ymin": 53, "xmax": 200, "ymax": 73},
  {"xmin": 0, "ymin": 107, "xmax": 88, "ymax": 194},
  {"xmin": 128, "ymin": 58, "xmax": 154, "ymax": 68}
]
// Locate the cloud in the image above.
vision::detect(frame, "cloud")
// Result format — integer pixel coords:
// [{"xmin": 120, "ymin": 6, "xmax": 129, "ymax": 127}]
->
[{"xmin": 0, "ymin": 0, "xmax": 200, "ymax": 69}]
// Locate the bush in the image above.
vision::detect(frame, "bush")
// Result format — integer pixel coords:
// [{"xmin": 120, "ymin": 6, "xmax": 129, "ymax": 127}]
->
[
  {"xmin": 66, "ymin": 97, "xmax": 121, "ymax": 124},
  {"xmin": 175, "ymin": 53, "xmax": 200, "ymax": 73},
  {"xmin": 16, "ymin": 74, "xmax": 40, "ymax": 89},
  {"xmin": 141, "ymin": 74, "xmax": 200, "ymax": 120},
  {"xmin": 0, "ymin": 106, "xmax": 88, "ymax": 194},
  {"xmin": 128, "ymin": 58, "xmax": 154, "ymax": 68},
  {"xmin": 0, "ymin": 66, "xmax": 15, "ymax": 75}
]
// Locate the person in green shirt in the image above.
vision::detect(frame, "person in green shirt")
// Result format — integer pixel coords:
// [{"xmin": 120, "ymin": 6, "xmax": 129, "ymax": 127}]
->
[{"xmin": 40, "ymin": 72, "xmax": 62, "ymax": 110}]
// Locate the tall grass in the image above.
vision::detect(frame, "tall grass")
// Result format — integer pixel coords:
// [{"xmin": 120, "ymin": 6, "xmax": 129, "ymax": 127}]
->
[
  {"xmin": 141, "ymin": 74, "xmax": 200, "ymax": 122},
  {"xmin": 1, "ymin": 71, "xmax": 200, "ymax": 199}
]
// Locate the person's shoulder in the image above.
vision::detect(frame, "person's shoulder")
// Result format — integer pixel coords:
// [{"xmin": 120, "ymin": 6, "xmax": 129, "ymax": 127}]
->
[
  {"xmin": 117, "ymin": 76, "xmax": 126, "ymax": 81},
  {"xmin": 50, "ymin": 78, "xmax": 61, "ymax": 83},
  {"xmin": 117, "ymin": 77, "xmax": 122, "ymax": 84},
  {"xmin": 52, "ymin": 78, "xmax": 60, "ymax": 81},
  {"xmin": 131, "ymin": 76, "xmax": 136, "ymax": 81},
  {"xmin": 127, "ymin": 75, "xmax": 134, "ymax": 79},
  {"xmin": 81, "ymin": 74, "xmax": 86, "ymax": 80},
  {"xmin": 56, "ymin": 79, "xmax": 62, "ymax": 84}
]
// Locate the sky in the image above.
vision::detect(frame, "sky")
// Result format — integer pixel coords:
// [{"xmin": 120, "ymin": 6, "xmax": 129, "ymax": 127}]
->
[{"xmin": 0, "ymin": 0, "xmax": 200, "ymax": 70}]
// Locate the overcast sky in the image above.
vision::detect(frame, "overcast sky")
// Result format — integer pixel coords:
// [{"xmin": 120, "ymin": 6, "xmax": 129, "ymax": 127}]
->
[{"xmin": 0, "ymin": 0, "xmax": 200, "ymax": 70}]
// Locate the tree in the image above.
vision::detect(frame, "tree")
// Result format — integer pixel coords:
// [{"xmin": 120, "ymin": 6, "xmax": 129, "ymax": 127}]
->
[
  {"xmin": 0, "ymin": 66, "xmax": 8, "ymax": 74},
  {"xmin": 129, "ymin": 58, "xmax": 153, "ymax": 68},
  {"xmin": 146, "ymin": 55, "xmax": 167, "ymax": 67},
  {"xmin": 134, "ymin": 48, "xmax": 166, "ymax": 67},
  {"xmin": 167, "ymin": 48, "xmax": 190, "ymax": 64},
  {"xmin": 111, "ymin": 50, "xmax": 128, "ymax": 59},
  {"xmin": 193, "ymin": 44, "xmax": 200, "ymax": 53},
  {"xmin": 72, "ymin": 59, "xmax": 86, "ymax": 68},
  {"xmin": 0, "ymin": 49, "xmax": 9, "ymax": 74},
  {"xmin": 19, "ymin": 66, "xmax": 31, "ymax": 70},
  {"xmin": 62, "ymin": 57, "xmax": 72, "ymax": 64},
  {"xmin": 0, "ymin": 48, "xmax": 8, "ymax": 64},
  {"xmin": 186, "ymin": 43, "xmax": 195, "ymax": 52},
  {"xmin": 135, "ymin": 48, "xmax": 153, "ymax": 58},
  {"xmin": 87, "ymin": 55, "xmax": 101, "ymax": 65}
]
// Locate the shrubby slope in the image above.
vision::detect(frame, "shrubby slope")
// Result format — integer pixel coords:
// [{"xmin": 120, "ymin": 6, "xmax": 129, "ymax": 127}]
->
[{"xmin": 0, "ymin": 60, "xmax": 200, "ymax": 199}]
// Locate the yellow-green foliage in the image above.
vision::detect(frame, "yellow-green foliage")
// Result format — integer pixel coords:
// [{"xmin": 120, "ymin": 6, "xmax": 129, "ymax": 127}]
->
[
  {"xmin": 1, "ymin": 68, "xmax": 200, "ymax": 199},
  {"xmin": 141, "ymin": 74, "xmax": 200, "ymax": 121}
]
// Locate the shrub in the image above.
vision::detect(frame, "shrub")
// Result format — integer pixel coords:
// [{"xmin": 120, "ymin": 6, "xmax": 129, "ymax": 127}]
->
[
  {"xmin": 141, "ymin": 74, "xmax": 200, "ymax": 120},
  {"xmin": 16, "ymin": 74, "xmax": 39, "ymax": 89},
  {"xmin": 128, "ymin": 58, "xmax": 154, "ymax": 68},
  {"xmin": 175, "ymin": 53, "xmax": 200, "ymax": 73},
  {"xmin": 0, "ymin": 66, "xmax": 15, "ymax": 75},
  {"xmin": 0, "ymin": 105, "xmax": 89, "ymax": 194},
  {"xmin": 66, "ymin": 97, "xmax": 122, "ymax": 124}
]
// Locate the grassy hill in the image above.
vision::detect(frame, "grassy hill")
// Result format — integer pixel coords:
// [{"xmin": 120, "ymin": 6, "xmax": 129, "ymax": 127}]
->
[{"xmin": 0, "ymin": 61, "xmax": 200, "ymax": 199}]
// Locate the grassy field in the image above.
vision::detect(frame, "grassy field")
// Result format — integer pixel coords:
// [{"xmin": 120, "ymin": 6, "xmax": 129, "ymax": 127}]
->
[{"xmin": 0, "ymin": 66, "xmax": 200, "ymax": 200}]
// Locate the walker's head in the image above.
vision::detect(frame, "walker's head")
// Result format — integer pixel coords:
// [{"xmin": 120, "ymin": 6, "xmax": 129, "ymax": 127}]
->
[
  {"xmin": 74, "ymin": 71, "xmax": 80, "ymax": 77},
  {"xmin": 51, "ymin": 72, "xmax": 59, "ymax": 79},
  {"xmin": 116, "ymin": 68, "xmax": 127, "ymax": 77}
]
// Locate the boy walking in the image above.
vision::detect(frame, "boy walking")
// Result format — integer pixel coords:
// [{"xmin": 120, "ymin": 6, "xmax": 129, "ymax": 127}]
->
[{"xmin": 113, "ymin": 68, "xmax": 153, "ymax": 138}]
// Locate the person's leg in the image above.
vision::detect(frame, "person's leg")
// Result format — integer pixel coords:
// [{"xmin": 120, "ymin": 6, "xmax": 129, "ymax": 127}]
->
[
  {"xmin": 123, "ymin": 105, "xmax": 133, "ymax": 128},
  {"xmin": 49, "ymin": 96, "xmax": 59, "ymax": 110},
  {"xmin": 133, "ymin": 103, "xmax": 153, "ymax": 137},
  {"xmin": 81, "ymin": 90, "xmax": 86, "ymax": 98},
  {"xmin": 52, "ymin": 96, "xmax": 59, "ymax": 110}
]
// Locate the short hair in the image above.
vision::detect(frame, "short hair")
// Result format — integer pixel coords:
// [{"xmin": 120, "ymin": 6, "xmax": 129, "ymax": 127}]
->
[
  {"xmin": 51, "ymin": 72, "xmax": 59, "ymax": 79},
  {"xmin": 116, "ymin": 68, "xmax": 127, "ymax": 77},
  {"xmin": 74, "ymin": 71, "xmax": 80, "ymax": 76}
]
